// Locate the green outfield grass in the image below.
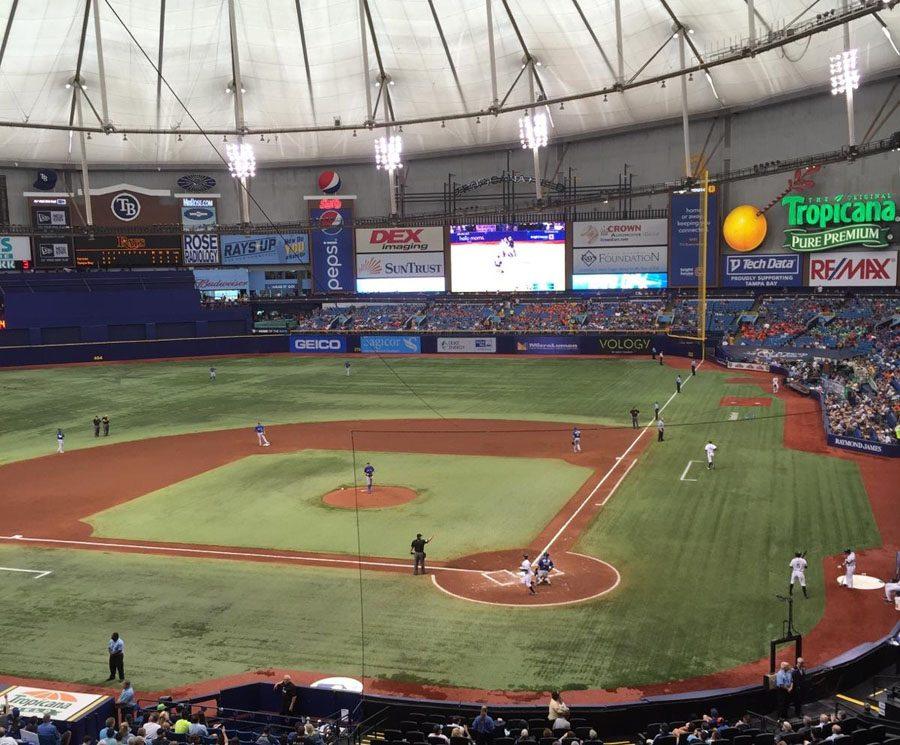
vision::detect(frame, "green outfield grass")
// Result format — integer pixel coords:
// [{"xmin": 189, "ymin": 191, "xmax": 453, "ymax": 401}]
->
[
  {"xmin": 85, "ymin": 450, "xmax": 591, "ymax": 559},
  {"xmin": 0, "ymin": 357, "xmax": 884, "ymax": 692}
]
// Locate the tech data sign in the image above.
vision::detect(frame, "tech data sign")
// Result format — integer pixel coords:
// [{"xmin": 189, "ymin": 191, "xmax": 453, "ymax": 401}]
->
[
  {"xmin": 782, "ymin": 193, "xmax": 896, "ymax": 252},
  {"xmin": 808, "ymin": 250, "xmax": 898, "ymax": 287},
  {"xmin": 356, "ymin": 227, "xmax": 444, "ymax": 253},
  {"xmin": 0, "ymin": 686, "xmax": 110, "ymax": 722}
]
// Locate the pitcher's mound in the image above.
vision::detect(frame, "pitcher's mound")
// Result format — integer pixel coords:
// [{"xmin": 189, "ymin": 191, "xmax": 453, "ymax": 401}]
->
[{"xmin": 322, "ymin": 486, "xmax": 418, "ymax": 509}]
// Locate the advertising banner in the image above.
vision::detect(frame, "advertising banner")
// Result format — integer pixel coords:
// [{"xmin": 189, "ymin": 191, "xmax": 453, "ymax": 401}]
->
[
  {"xmin": 808, "ymin": 250, "xmax": 898, "ymax": 287},
  {"xmin": 310, "ymin": 206, "xmax": 354, "ymax": 292},
  {"xmin": 182, "ymin": 233, "xmax": 220, "ymax": 265},
  {"xmin": 0, "ymin": 685, "xmax": 110, "ymax": 722},
  {"xmin": 220, "ymin": 233, "xmax": 309, "ymax": 265},
  {"xmin": 181, "ymin": 198, "xmax": 217, "ymax": 229},
  {"xmin": 30, "ymin": 199, "xmax": 70, "ymax": 228},
  {"xmin": 290, "ymin": 334, "xmax": 347, "ymax": 353},
  {"xmin": 781, "ymin": 192, "xmax": 895, "ymax": 252},
  {"xmin": 32, "ymin": 237, "xmax": 74, "ymax": 267},
  {"xmin": 0, "ymin": 236, "xmax": 31, "ymax": 268},
  {"xmin": 360, "ymin": 335, "xmax": 421, "ymax": 354},
  {"xmin": 726, "ymin": 360, "xmax": 770, "ymax": 372},
  {"xmin": 193, "ymin": 268, "xmax": 249, "ymax": 293},
  {"xmin": 70, "ymin": 187, "xmax": 181, "ymax": 228},
  {"xmin": 356, "ymin": 252, "xmax": 445, "ymax": 279},
  {"xmin": 436, "ymin": 337, "xmax": 497, "ymax": 353},
  {"xmin": 669, "ymin": 191, "xmax": 719, "ymax": 287},
  {"xmin": 573, "ymin": 218, "xmax": 668, "ymax": 248},
  {"xmin": 572, "ymin": 246, "xmax": 667, "ymax": 274},
  {"xmin": 355, "ymin": 227, "xmax": 444, "ymax": 253},
  {"xmin": 596, "ymin": 335, "xmax": 653, "ymax": 354},
  {"xmin": 515, "ymin": 336, "xmax": 579, "ymax": 354},
  {"xmin": 827, "ymin": 433, "xmax": 900, "ymax": 458},
  {"xmin": 722, "ymin": 253, "xmax": 802, "ymax": 288}
]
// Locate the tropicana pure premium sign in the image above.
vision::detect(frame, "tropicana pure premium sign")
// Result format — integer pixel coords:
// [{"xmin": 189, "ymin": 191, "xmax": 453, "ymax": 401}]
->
[{"xmin": 781, "ymin": 192, "xmax": 896, "ymax": 252}]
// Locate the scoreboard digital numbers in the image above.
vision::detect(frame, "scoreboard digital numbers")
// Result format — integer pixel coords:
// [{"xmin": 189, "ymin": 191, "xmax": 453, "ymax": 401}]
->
[{"xmin": 74, "ymin": 235, "xmax": 183, "ymax": 268}]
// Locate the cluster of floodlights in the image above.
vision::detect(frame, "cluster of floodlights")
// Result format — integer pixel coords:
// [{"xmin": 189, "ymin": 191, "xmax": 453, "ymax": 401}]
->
[{"xmin": 224, "ymin": 48, "xmax": 868, "ymax": 185}]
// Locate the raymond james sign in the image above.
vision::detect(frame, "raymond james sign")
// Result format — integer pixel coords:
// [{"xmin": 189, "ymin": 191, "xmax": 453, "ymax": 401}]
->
[{"xmin": 781, "ymin": 192, "xmax": 896, "ymax": 252}]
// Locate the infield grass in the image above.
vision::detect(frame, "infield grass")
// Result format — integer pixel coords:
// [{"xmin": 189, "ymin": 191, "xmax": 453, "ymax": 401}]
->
[{"xmin": 85, "ymin": 450, "xmax": 592, "ymax": 559}]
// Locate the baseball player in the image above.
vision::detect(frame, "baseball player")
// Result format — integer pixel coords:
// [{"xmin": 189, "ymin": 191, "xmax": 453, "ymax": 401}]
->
[
  {"xmin": 536, "ymin": 552, "xmax": 555, "ymax": 585},
  {"xmin": 93, "ymin": 416, "xmax": 101, "ymax": 438},
  {"xmin": 690, "ymin": 359, "xmax": 697, "ymax": 376},
  {"xmin": 656, "ymin": 417, "xmax": 665, "ymax": 442},
  {"xmin": 789, "ymin": 552, "xmax": 809, "ymax": 598},
  {"xmin": 675, "ymin": 374, "xmax": 683, "ymax": 393},
  {"xmin": 704, "ymin": 440, "xmax": 717, "ymax": 469},
  {"xmin": 841, "ymin": 548, "xmax": 856, "ymax": 589},
  {"xmin": 883, "ymin": 573, "xmax": 900, "ymax": 604},
  {"xmin": 101, "ymin": 415, "xmax": 109, "ymax": 436},
  {"xmin": 209, "ymin": 366, "xmax": 217, "ymax": 382},
  {"xmin": 255, "ymin": 422, "xmax": 271, "ymax": 447},
  {"xmin": 629, "ymin": 407, "xmax": 640, "ymax": 429},
  {"xmin": 571, "ymin": 426, "xmax": 582, "ymax": 453},
  {"xmin": 344, "ymin": 361, "xmax": 351, "ymax": 377},
  {"xmin": 658, "ymin": 350, "xmax": 664, "ymax": 366},
  {"xmin": 363, "ymin": 462, "xmax": 375, "ymax": 493},
  {"xmin": 56, "ymin": 428, "xmax": 65, "ymax": 454},
  {"xmin": 772, "ymin": 376, "xmax": 780, "ymax": 394},
  {"xmin": 519, "ymin": 554, "xmax": 536, "ymax": 595},
  {"xmin": 653, "ymin": 401, "xmax": 660, "ymax": 420}
]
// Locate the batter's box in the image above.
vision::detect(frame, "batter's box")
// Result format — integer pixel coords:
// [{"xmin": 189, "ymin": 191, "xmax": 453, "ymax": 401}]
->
[{"xmin": 481, "ymin": 568, "xmax": 566, "ymax": 586}]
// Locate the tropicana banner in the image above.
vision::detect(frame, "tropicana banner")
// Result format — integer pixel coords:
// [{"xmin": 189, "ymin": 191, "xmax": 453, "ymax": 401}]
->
[
  {"xmin": 781, "ymin": 192, "xmax": 896, "ymax": 252},
  {"xmin": 0, "ymin": 686, "xmax": 110, "ymax": 722}
]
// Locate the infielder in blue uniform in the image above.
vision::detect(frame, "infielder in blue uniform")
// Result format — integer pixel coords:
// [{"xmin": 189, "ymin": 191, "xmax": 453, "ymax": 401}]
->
[
  {"xmin": 364, "ymin": 462, "xmax": 375, "ymax": 493},
  {"xmin": 571, "ymin": 426, "xmax": 581, "ymax": 453},
  {"xmin": 536, "ymin": 552, "xmax": 555, "ymax": 585},
  {"xmin": 255, "ymin": 422, "xmax": 270, "ymax": 447}
]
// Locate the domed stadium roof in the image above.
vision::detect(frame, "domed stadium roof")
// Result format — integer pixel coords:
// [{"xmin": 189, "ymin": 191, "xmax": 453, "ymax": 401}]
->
[{"xmin": 0, "ymin": 0, "xmax": 896, "ymax": 166}]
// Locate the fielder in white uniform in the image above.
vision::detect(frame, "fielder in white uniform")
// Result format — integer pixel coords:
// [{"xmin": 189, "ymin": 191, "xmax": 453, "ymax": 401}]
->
[
  {"xmin": 704, "ymin": 441, "xmax": 717, "ymax": 469},
  {"xmin": 772, "ymin": 377, "xmax": 780, "ymax": 394},
  {"xmin": 520, "ymin": 555, "xmax": 536, "ymax": 595},
  {"xmin": 56, "ymin": 428, "xmax": 65, "ymax": 454},
  {"xmin": 841, "ymin": 548, "xmax": 856, "ymax": 588},
  {"xmin": 789, "ymin": 552, "xmax": 809, "ymax": 598},
  {"xmin": 884, "ymin": 575, "xmax": 900, "ymax": 604}
]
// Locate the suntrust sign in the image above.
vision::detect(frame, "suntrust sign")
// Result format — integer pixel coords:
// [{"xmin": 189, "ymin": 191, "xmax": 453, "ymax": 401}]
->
[{"xmin": 782, "ymin": 193, "xmax": 896, "ymax": 251}]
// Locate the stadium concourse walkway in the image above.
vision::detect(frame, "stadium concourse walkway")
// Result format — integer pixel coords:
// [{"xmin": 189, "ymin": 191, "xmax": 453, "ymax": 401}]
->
[{"xmin": 0, "ymin": 363, "xmax": 897, "ymax": 705}]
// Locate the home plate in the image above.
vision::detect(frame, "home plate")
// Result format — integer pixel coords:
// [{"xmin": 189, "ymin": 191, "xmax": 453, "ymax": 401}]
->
[{"xmin": 837, "ymin": 575, "xmax": 884, "ymax": 590}]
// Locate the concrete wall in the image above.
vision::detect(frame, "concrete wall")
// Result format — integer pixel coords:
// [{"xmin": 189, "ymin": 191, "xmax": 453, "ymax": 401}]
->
[{"xmin": 2, "ymin": 77, "xmax": 897, "ymax": 227}]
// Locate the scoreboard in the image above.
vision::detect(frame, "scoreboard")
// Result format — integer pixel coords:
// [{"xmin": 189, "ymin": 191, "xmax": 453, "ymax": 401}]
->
[{"xmin": 74, "ymin": 234, "xmax": 182, "ymax": 268}]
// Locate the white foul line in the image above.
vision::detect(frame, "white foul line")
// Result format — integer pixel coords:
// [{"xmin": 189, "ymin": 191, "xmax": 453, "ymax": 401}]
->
[
  {"xmin": 537, "ymin": 361, "xmax": 701, "ymax": 559},
  {"xmin": 679, "ymin": 460, "xmax": 701, "ymax": 482},
  {"xmin": 595, "ymin": 458, "xmax": 637, "ymax": 505},
  {"xmin": 0, "ymin": 535, "xmax": 484, "ymax": 574},
  {"xmin": 0, "ymin": 566, "xmax": 52, "ymax": 579}
]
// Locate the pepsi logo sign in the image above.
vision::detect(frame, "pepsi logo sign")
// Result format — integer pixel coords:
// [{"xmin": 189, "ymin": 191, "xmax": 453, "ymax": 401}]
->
[
  {"xmin": 318, "ymin": 209, "xmax": 344, "ymax": 236},
  {"xmin": 111, "ymin": 193, "xmax": 141, "ymax": 222},
  {"xmin": 318, "ymin": 170, "xmax": 341, "ymax": 194}
]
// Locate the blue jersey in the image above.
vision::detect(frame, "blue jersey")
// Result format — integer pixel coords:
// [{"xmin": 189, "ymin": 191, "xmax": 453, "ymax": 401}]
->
[
  {"xmin": 255, "ymin": 424, "xmax": 265, "ymax": 434},
  {"xmin": 537, "ymin": 556, "xmax": 554, "ymax": 572},
  {"xmin": 364, "ymin": 465, "xmax": 374, "ymax": 477},
  {"xmin": 572, "ymin": 429, "xmax": 581, "ymax": 441}
]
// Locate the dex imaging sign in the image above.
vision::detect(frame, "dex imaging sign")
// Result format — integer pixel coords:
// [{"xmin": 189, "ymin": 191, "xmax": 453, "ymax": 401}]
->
[
  {"xmin": 290, "ymin": 334, "xmax": 347, "ymax": 353},
  {"xmin": 808, "ymin": 250, "xmax": 897, "ymax": 287}
]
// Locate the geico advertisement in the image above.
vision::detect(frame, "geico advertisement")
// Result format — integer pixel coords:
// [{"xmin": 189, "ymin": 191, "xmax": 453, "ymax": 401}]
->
[
  {"xmin": 356, "ymin": 227, "xmax": 444, "ymax": 253},
  {"xmin": 808, "ymin": 250, "xmax": 897, "ymax": 287},
  {"xmin": 290, "ymin": 335, "xmax": 347, "ymax": 353},
  {"xmin": 356, "ymin": 251, "xmax": 445, "ymax": 278}
]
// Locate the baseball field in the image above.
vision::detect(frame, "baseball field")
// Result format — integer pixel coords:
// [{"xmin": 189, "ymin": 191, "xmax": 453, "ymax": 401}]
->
[{"xmin": 0, "ymin": 354, "xmax": 897, "ymax": 702}]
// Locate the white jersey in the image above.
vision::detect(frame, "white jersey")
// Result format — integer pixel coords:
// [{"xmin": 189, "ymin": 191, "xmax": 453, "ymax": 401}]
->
[
  {"xmin": 520, "ymin": 559, "xmax": 534, "ymax": 586},
  {"xmin": 704, "ymin": 443, "xmax": 717, "ymax": 462},
  {"xmin": 844, "ymin": 552, "xmax": 856, "ymax": 568},
  {"xmin": 790, "ymin": 557, "xmax": 807, "ymax": 574}
]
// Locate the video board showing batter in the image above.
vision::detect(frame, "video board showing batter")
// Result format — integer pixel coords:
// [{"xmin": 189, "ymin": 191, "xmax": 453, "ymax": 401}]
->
[{"xmin": 449, "ymin": 223, "xmax": 566, "ymax": 292}]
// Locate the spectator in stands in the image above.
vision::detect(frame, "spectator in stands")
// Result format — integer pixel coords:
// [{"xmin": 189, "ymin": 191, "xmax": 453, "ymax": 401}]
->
[
  {"xmin": 0, "ymin": 728, "xmax": 16, "ymax": 745},
  {"xmin": 471, "ymin": 707, "xmax": 495, "ymax": 745},
  {"xmin": 127, "ymin": 729, "xmax": 146, "ymax": 745},
  {"xmin": 143, "ymin": 715, "xmax": 161, "ymax": 743},
  {"xmin": 116, "ymin": 723, "xmax": 129, "ymax": 744},
  {"xmin": 99, "ymin": 721, "xmax": 116, "ymax": 741},
  {"xmin": 547, "ymin": 692, "xmax": 569, "ymax": 728},
  {"xmin": 431, "ymin": 725, "xmax": 450, "ymax": 745},
  {"xmin": 651, "ymin": 725, "xmax": 671, "ymax": 745},
  {"xmin": 37, "ymin": 714, "xmax": 62, "ymax": 745},
  {"xmin": 274, "ymin": 675, "xmax": 299, "ymax": 717},
  {"xmin": 256, "ymin": 727, "xmax": 277, "ymax": 745},
  {"xmin": 98, "ymin": 730, "xmax": 116, "ymax": 745},
  {"xmin": 188, "ymin": 716, "xmax": 207, "ymax": 738},
  {"xmin": 515, "ymin": 730, "xmax": 533, "ymax": 745},
  {"xmin": 824, "ymin": 726, "xmax": 842, "ymax": 743},
  {"xmin": 173, "ymin": 712, "xmax": 191, "ymax": 736},
  {"xmin": 302, "ymin": 723, "xmax": 323, "ymax": 745},
  {"xmin": 774, "ymin": 661, "xmax": 793, "ymax": 718}
]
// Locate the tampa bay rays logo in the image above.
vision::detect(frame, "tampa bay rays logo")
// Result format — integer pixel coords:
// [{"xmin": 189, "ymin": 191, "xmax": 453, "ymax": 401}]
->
[{"xmin": 111, "ymin": 193, "xmax": 141, "ymax": 221}]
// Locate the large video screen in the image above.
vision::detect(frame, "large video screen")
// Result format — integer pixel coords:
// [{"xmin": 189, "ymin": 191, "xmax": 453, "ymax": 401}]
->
[
  {"xmin": 450, "ymin": 223, "xmax": 566, "ymax": 292},
  {"xmin": 572, "ymin": 272, "xmax": 668, "ymax": 290}
]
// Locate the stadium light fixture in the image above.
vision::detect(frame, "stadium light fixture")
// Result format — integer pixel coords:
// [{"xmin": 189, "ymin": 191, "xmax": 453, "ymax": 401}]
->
[
  {"xmin": 226, "ymin": 141, "xmax": 256, "ymax": 180},
  {"xmin": 829, "ymin": 48, "xmax": 860, "ymax": 95},
  {"xmin": 374, "ymin": 133, "xmax": 403, "ymax": 172},
  {"xmin": 518, "ymin": 111, "xmax": 548, "ymax": 151}
]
